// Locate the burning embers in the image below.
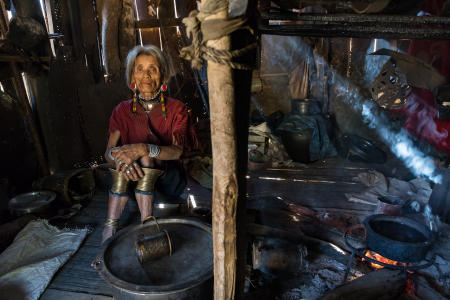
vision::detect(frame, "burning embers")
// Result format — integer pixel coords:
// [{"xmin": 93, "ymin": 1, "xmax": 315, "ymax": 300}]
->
[{"xmin": 363, "ymin": 250, "xmax": 407, "ymax": 269}]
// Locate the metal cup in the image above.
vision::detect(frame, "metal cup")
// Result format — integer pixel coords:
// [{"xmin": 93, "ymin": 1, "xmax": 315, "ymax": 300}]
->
[{"xmin": 135, "ymin": 229, "xmax": 172, "ymax": 264}]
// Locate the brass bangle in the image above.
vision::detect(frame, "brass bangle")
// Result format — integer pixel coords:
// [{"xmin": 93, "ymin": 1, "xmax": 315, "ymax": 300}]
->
[
  {"xmin": 105, "ymin": 218, "xmax": 119, "ymax": 227},
  {"xmin": 110, "ymin": 168, "xmax": 129, "ymax": 194},
  {"xmin": 136, "ymin": 168, "xmax": 163, "ymax": 192}
]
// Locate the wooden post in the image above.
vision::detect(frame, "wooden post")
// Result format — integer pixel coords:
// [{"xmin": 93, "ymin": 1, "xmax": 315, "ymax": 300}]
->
[{"xmin": 205, "ymin": 5, "xmax": 238, "ymax": 300}]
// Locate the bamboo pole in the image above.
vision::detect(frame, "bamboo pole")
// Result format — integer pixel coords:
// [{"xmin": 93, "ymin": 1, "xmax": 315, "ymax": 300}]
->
[{"xmin": 205, "ymin": 5, "xmax": 238, "ymax": 300}]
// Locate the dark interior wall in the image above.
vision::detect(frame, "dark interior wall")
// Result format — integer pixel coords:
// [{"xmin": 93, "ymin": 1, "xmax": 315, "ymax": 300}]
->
[
  {"xmin": 0, "ymin": 0, "xmax": 46, "ymax": 193},
  {"xmin": 0, "ymin": 0, "xmax": 132, "ymax": 196},
  {"xmin": 0, "ymin": 92, "xmax": 39, "ymax": 192},
  {"xmin": 1, "ymin": 0, "xmax": 203, "ymax": 196},
  {"xmin": 34, "ymin": 0, "xmax": 132, "ymax": 172}
]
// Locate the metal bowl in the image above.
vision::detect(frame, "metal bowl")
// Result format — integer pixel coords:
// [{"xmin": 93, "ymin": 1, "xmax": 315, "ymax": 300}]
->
[
  {"xmin": 8, "ymin": 190, "xmax": 57, "ymax": 216},
  {"xmin": 93, "ymin": 218, "xmax": 213, "ymax": 300}
]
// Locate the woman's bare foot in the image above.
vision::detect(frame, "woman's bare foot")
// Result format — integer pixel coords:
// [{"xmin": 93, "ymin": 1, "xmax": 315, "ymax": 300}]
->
[{"xmin": 101, "ymin": 224, "xmax": 117, "ymax": 245}]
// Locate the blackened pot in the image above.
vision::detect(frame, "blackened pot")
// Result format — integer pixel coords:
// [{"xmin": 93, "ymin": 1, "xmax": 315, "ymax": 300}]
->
[
  {"xmin": 279, "ymin": 129, "xmax": 313, "ymax": 163},
  {"xmin": 364, "ymin": 214, "xmax": 433, "ymax": 262}
]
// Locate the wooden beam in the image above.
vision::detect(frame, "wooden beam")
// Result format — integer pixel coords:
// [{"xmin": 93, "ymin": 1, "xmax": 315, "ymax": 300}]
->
[{"xmin": 206, "ymin": 5, "xmax": 238, "ymax": 300}]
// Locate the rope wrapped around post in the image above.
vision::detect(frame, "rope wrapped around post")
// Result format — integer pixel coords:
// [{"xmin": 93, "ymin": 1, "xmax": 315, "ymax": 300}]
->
[{"xmin": 179, "ymin": 0, "xmax": 256, "ymax": 70}]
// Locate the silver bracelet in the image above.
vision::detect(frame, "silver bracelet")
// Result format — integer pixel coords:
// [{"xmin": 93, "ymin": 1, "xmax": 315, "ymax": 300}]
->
[
  {"xmin": 147, "ymin": 144, "xmax": 161, "ymax": 158},
  {"xmin": 107, "ymin": 147, "xmax": 120, "ymax": 161}
]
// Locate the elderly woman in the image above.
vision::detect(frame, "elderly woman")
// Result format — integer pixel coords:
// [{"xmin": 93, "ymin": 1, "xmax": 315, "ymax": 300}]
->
[{"xmin": 102, "ymin": 45, "xmax": 198, "ymax": 244}]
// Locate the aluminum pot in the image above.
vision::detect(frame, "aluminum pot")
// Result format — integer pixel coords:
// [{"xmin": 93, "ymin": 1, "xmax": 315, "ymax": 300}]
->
[
  {"xmin": 363, "ymin": 214, "xmax": 433, "ymax": 262},
  {"xmin": 8, "ymin": 190, "xmax": 56, "ymax": 216},
  {"xmin": 93, "ymin": 218, "xmax": 213, "ymax": 300}
]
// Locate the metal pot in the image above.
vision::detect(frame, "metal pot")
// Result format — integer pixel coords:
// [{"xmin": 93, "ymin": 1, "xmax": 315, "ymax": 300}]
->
[
  {"xmin": 279, "ymin": 129, "xmax": 313, "ymax": 163},
  {"xmin": 291, "ymin": 99, "xmax": 321, "ymax": 115},
  {"xmin": 339, "ymin": 134, "xmax": 387, "ymax": 164},
  {"xmin": 93, "ymin": 218, "xmax": 213, "ymax": 300},
  {"xmin": 363, "ymin": 215, "xmax": 433, "ymax": 262},
  {"xmin": 8, "ymin": 190, "xmax": 56, "ymax": 216}
]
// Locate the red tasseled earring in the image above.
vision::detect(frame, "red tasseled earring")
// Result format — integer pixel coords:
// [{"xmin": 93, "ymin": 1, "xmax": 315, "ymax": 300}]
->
[
  {"xmin": 160, "ymin": 83, "xmax": 167, "ymax": 119},
  {"xmin": 131, "ymin": 82, "xmax": 137, "ymax": 113}
]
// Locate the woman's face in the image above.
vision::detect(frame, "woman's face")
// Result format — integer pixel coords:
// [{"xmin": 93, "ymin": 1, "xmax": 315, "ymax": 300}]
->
[{"xmin": 132, "ymin": 54, "xmax": 161, "ymax": 96}]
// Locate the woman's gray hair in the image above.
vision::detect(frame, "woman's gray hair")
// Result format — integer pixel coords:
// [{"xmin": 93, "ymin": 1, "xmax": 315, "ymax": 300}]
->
[{"xmin": 125, "ymin": 45, "xmax": 169, "ymax": 88}]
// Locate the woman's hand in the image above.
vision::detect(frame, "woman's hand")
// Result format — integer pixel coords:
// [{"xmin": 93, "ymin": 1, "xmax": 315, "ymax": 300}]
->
[
  {"xmin": 121, "ymin": 161, "xmax": 143, "ymax": 181},
  {"xmin": 113, "ymin": 144, "xmax": 147, "ymax": 180}
]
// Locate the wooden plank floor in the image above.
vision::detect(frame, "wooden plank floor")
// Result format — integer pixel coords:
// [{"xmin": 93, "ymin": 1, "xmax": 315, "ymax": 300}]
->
[
  {"xmin": 42, "ymin": 189, "xmax": 142, "ymax": 298},
  {"xmin": 246, "ymin": 157, "xmax": 406, "ymax": 212},
  {"xmin": 41, "ymin": 157, "xmax": 406, "ymax": 297}
]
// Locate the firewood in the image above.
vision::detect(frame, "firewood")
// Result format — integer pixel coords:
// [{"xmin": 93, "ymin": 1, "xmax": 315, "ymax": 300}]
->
[
  {"xmin": 321, "ymin": 268, "xmax": 407, "ymax": 300},
  {"xmin": 247, "ymin": 223, "xmax": 349, "ymax": 265},
  {"xmin": 413, "ymin": 275, "xmax": 448, "ymax": 300}
]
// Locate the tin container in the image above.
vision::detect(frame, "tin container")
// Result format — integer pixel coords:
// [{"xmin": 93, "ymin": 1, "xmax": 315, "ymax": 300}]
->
[{"xmin": 135, "ymin": 230, "xmax": 172, "ymax": 264}]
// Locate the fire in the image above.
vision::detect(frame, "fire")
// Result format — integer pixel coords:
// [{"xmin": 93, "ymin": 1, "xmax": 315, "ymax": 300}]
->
[
  {"xmin": 363, "ymin": 250, "xmax": 407, "ymax": 269},
  {"xmin": 405, "ymin": 277, "xmax": 416, "ymax": 296}
]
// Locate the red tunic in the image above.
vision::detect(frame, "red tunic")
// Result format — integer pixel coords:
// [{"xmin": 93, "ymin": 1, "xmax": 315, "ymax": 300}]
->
[{"xmin": 108, "ymin": 97, "xmax": 198, "ymax": 152}]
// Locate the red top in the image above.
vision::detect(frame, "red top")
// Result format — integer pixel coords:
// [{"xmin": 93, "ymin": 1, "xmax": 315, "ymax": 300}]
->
[
  {"xmin": 390, "ymin": 0, "xmax": 450, "ymax": 154},
  {"xmin": 108, "ymin": 97, "xmax": 198, "ymax": 152}
]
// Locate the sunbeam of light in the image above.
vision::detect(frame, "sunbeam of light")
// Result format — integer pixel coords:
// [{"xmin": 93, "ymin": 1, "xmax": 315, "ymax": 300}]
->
[
  {"xmin": 262, "ymin": 36, "xmax": 442, "ymax": 183},
  {"xmin": 363, "ymin": 39, "xmax": 402, "ymax": 88}
]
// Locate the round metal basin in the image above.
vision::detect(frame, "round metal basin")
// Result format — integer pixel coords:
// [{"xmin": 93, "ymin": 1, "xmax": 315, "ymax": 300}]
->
[
  {"xmin": 8, "ymin": 190, "xmax": 56, "ymax": 216},
  {"xmin": 94, "ymin": 218, "xmax": 213, "ymax": 300}
]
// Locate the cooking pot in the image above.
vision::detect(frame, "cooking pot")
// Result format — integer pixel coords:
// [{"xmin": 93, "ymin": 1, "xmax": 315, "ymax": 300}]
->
[
  {"xmin": 363, "ymin": 214, "xmax": 434, "ymax": 262},
  {"xmin": 93, "ymin": 218, "xmax": 213, "ymax": 300},
  {"xmin": 279, "ymin": 129, "xmax": 313, "ymax": 163}
]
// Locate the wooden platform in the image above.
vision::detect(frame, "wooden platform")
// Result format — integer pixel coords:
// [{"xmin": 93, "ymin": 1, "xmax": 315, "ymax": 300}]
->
[
  {"xmin": 40, "ymin": 157, "xmax": 407, "ymax": 298},
  {"xmin": 42, "ymin": 189, "xmax": 118, "ymax": 298}
]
